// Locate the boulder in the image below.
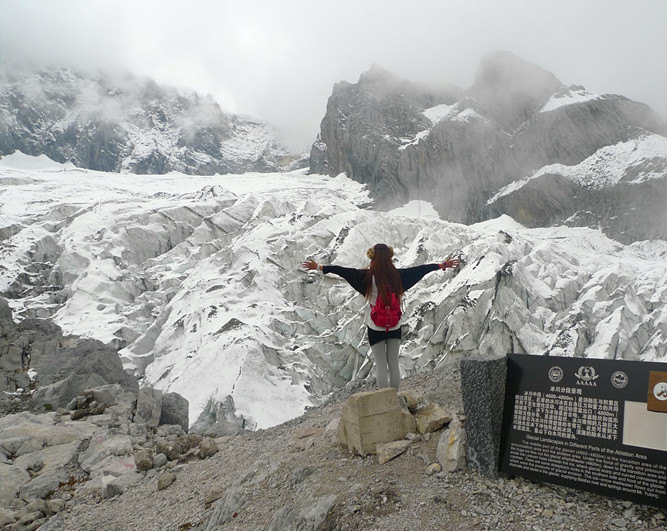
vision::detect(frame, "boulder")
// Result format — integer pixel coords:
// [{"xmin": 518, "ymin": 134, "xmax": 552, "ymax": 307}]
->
[
  {"xmin": 159, "ymin": 392, "xmax": 189, "ymax": 432},
  {"xmin": 154, "ymin": 439, "xmax": 182, "ymax": 461},
  {"xmin": 90, "ymin": 384, "xmax": 122, "ymax": 407},
  {"xmin": 414, "ymin": 403, "xmax": 451, "ymax": 434},
  {"xmin": 128, "ymin": 423, "xmax": 148, "ymax": 445},
  {"xmin": 134, "ymin": 449, "xmax": 154, "ymax": 472},
  {"xmin": 337, "ymin": 388, "xmax": 412, "ymax": 456},
  {"xmin": 135, "ymin": 387, "xmax": 162, "ymax": 427},
  {"xmin": 436, "ymin": 418, "xmax": 466, "ymax": 472},
  {"xmin": 376, "ymin": 440, "xmax": 411, "ymax": 464},
  {"xmin": 152, "ymin": 453, "xmax": 168, "ymax": 469},
  {"xmin": 16, "ymin": 510, "xmax": 43, "ymax": 528},
  {"xmin": 198, "ymin": 438, "xmax": 219, "ymax": 459},
  {"xmin": 18, "ymin": 469, "xmax": 67, "ymax": 500},
  {"xmin": 30, "ymin": 337, "xmax": 138, "ymax": 395}
]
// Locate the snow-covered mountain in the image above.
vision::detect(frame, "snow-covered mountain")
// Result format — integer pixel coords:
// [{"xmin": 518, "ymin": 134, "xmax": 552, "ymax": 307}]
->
[
  {"xmin": 1, "ymin": 153, "xmax": 665, "ymax": 429},
  {"xmin": 311, "ymin": 52, "xmax": 667, "ymax": 243},
  {"xmin": 0, "ymin": 66, "xmax": 304, "ymax": 175}
]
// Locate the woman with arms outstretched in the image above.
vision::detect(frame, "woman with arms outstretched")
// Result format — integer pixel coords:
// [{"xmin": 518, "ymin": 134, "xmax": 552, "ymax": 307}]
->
[{"xmin": 302, "ymin": 243, "xmax": 459, "ymax": 391}]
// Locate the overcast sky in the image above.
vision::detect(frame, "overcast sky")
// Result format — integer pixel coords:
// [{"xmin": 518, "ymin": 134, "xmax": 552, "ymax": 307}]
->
[{"xmin": 1, "ymin": 0, "xmax": 665, "ymax": 150}]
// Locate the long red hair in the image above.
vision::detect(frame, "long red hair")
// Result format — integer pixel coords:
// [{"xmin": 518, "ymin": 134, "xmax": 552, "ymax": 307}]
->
[{"xmin": 365, "ymin": 243, "xmax": 403, "ymax": 304}]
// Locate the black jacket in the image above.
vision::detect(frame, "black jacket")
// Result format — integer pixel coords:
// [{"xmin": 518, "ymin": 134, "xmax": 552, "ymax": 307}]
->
[{"xmin": 321, "ymin": 264, "xmax": 440, "ymax": 296}]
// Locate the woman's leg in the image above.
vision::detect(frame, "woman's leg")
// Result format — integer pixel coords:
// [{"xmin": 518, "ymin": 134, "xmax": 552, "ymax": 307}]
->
[
  {"xmin": 386, "ymin": 338, "xmax": 402, "ymax": 391},
  {"xmin": 371, "ymin": 340, "xmax": 390, "ymax": 388}
]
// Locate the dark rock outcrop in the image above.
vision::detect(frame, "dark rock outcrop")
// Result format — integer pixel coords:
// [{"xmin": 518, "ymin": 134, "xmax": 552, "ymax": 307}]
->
[
  {"xmin": 311, "ymin": 52, "xmax": 667, "ymax": 241},
  {"xmin": 0, "ymin": 297, "xmax": 189, "ymax": 426}
]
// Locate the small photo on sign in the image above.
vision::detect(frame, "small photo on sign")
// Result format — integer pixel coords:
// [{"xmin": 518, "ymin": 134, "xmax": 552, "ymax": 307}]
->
[
  {"xmin": 622, "ymin": 401, "xmax": 667, "ymax": 451},
  {"xmin": 647, "ymin": 371, "xmax": 667, "ymax": 412}
]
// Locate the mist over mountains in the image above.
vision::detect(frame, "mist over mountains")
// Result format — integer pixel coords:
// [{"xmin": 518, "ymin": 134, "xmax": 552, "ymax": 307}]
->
[
  {"xmin": 311, "ymin": 52, "xmax": 667, "ymax": 243},
  {"xmin": 0, "ymin": 66, "xmax": 304, "ymax": 175}
]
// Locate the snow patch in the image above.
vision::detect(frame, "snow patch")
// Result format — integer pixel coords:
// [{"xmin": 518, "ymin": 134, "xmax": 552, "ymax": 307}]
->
[
  {"xmin": 422, "ymin": 103, "xmax": 456, "ymax": 123},
  {"xmin": 0, "ymin": 151, "xmax": 75, "ymax": 171},
  {"xmin": 451, "ymin": 108, "xmax": 484, "ymax": 123},
  {"xmin": 487, "ymin": 134, "xmax": 667, "ymax": 203},
  {"xmin": 540, "ymin": 88, "xmax": 603, "ymax": 113},
  {"xmin": 389, "ymin": 201, "xmax": 440, "ymax": 219}
]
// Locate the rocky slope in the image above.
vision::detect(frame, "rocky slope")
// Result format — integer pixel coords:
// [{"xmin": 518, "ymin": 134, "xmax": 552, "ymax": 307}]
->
[
  {"xmin": 311, "ymin": 52, "xmax": 667, "ymax": 242},
  {"xmin": 19, "ymin": 365, "xmax": 667, "ymax": 531},
  {"xmin": 1, "ymin": 154, "xmax": 666, "ymax": 434},
  {"xmin": 0, "ymin": 66, "xmax": 303, "ymax": 175},
  {"xmin": 0, "ymin": 295, "xmax": 224, "ymax": 530}
]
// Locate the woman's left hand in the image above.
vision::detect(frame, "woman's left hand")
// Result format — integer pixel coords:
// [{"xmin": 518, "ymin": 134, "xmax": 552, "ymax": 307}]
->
[
  {"xmin": 302, "ymin": 259, "xmax": 319, "ymax": 271},
  {"xmin": 440, "ymin": 258, "xmax": 460, "ymax": 269}
]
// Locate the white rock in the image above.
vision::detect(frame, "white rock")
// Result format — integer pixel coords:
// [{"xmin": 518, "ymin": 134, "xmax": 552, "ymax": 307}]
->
[{"xmin": 436, "ymin": 424, "xmax": 466, "ymax": 472}]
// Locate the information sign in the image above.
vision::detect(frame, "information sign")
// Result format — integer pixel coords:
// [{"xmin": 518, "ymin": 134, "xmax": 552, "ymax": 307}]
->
[{"xmin": 500, "ymin": 354, "xmax": 666, "ymax": 508}]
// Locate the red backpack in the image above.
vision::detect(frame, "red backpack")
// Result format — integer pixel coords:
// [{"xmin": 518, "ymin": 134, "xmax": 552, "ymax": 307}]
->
[{"xmin": 370, "ymin": 290, "xmax": 402, "ymax": 331}]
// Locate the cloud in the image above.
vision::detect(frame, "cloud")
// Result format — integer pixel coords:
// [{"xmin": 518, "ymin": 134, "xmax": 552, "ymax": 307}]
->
[{"xmin": 1, "ymin": 0, "xmax": 665, "ymax": 150}]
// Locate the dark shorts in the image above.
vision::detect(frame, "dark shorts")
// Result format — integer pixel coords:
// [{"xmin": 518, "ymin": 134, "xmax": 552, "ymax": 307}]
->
[{"xmin": 367, "ymin": 326, "xmax": 402, "ymax": 347}]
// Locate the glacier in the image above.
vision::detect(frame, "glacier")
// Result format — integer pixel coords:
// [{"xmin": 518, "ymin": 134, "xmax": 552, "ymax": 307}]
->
[{"xmin": 1, "ymin": 152, "xmax": 666, "ymax": 429}]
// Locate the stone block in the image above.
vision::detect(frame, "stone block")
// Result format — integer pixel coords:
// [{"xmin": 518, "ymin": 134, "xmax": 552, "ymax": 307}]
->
[
  {"xmin": 337, "ymin": 388, "xmax": 409, "ymax": 456},
  {"xmin": 346, "ymin": 388, "xmax": 400, "ymax": 417},
  {"xmin": 460, "ymin": 356, "xmax": 507, "ymax": 478},
  {"xmin": 414, "ymin": 403, "xmax": 451, "ymax": 434}
]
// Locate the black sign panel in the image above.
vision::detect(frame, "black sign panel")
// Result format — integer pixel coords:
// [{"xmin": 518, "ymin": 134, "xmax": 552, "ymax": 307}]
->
[{"xmin": 500, "ymin": 354, "xmax": 666, "ymax": 508}]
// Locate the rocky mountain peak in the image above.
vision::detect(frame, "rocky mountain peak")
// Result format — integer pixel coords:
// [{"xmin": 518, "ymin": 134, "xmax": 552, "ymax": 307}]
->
[
  {"xmin": 311, "ymin": 52, "xmax": 666, "ymax": 242},
  {"xmin": 470, "ymin": 51, "xmax": 564, "ymax": 130},
  {"xmin": 358, "ymin": 62, "xmax": 400, "ymax": 86}
]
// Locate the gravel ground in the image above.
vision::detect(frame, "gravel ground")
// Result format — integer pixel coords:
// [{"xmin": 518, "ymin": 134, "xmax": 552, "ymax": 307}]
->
[{"xmin": 46, "ymin": 363, "xmax": 667, "ymax": 530}]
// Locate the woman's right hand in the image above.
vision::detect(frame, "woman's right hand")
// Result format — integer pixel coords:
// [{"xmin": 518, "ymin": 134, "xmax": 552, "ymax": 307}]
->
[{"xmin": 302, "ymin": 259, "xmax": 319, "ymax": 271}]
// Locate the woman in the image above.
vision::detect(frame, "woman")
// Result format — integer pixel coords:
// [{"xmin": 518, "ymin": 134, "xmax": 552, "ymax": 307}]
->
[{"xmin": 302, "ymin": 243, "xmax": 459, "ymax": 391}]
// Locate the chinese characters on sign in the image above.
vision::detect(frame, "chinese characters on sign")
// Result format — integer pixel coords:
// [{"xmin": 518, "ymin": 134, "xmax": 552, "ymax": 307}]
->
[
  {"xmin": 512, "ymin": 391, "xmax": 619, "ymax": 440},
  {"xmin": 500, "ymin": 355, "xmax": 667, "ymax": 509}
]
